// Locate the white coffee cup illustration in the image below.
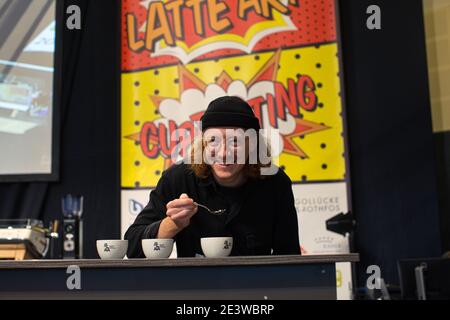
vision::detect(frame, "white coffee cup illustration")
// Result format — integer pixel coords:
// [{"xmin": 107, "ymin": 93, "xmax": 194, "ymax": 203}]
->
[
  {"xmin": 200, "ymin": 237, "xmax": 233, "ymax": 257},
  {"xmin": 96, "ymin": 240, "xmax": 128, "ymax": 260},
  {"xmin": 142, "ymin": 239, "xmax": 174, "ymax": 259}
]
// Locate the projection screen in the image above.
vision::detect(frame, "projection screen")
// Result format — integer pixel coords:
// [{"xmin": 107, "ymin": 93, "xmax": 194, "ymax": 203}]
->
[{"xmin": 0, "ymin": 0, "xmax": 60, "ymax": 181}]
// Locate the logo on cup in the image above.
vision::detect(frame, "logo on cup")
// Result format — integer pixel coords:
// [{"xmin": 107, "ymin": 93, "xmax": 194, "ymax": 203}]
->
[
  {"xmin": 153, "ymin": 242, "xmax": 167, "ymax": 251},
  {"xmin": 223, "ymin": 240, "xmax": 231, "ymax": 250},
  {"xmin": 104, "ymin": 243, "xmax": 116, "ymax": 252}
]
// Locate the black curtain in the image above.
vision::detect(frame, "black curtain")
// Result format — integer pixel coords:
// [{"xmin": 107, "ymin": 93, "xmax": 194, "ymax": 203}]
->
[
  {"xmin": 434, "ymin": 132, "xmax": 450, "ymax": 253},
  {"xmin": 339, "ymin": 0, "xmax": 442, "ymax": 285},
  {"xmin": 0, "ymin": 0, "xmax": 120, "ymax": 258}
]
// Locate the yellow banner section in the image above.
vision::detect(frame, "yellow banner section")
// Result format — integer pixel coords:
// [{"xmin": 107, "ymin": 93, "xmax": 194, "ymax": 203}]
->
[{"xmin": 122, "ymin": 44, "xmax": 345, "ymax": 188}]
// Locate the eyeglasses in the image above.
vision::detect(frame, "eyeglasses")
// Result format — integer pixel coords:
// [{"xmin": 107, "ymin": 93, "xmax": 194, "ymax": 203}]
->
[{"xmin": 203, "ymin": 135, "xmax": 245, "ymax": 150}]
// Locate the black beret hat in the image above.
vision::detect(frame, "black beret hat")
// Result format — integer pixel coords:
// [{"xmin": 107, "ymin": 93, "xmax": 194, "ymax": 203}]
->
[{"xmin": 200, "ymin": 96, "xmax": 260, "ymax": 131}]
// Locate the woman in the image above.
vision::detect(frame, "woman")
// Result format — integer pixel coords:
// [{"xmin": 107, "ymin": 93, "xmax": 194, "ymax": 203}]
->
[{"xmin": 125, "ymin": 96, "xmax": 300, "ymax": 257}]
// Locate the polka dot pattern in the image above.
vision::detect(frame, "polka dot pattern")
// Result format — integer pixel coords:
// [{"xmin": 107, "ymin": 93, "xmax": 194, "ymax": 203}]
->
[
  {"xmin": 120, "ymin": 1, "xmax": 348, "ymax": 187},
  {"xmin": 121, "ymin": 44, "xmax": 348, "ymax": 187}
]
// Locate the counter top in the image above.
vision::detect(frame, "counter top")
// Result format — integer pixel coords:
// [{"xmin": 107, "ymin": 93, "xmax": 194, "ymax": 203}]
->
[{"xmin": 0, "ymin": 253, "xmax": 359, "ymax": 269}]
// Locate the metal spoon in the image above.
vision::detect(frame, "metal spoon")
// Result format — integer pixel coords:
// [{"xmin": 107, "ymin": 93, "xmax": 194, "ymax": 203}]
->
[{"xmin": 194, "ymin": 202, "xmax": 226, "ymax": 215}]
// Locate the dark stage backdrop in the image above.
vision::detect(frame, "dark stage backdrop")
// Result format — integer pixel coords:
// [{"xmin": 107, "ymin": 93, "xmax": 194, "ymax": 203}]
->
[
  {"xmin": 0, "ymin": 0, "xmax": 121, "ymax": 259},
  {"xmin": 435, "ymin": 132, "xmax": 450, "ymax": 254},
  {"xmin": 339, "ymin": 0, "xmax": 442, "ymax": 285},
  {"xmin": 0, "ymin": 0, "xmax": 444, "ymax": 287}
]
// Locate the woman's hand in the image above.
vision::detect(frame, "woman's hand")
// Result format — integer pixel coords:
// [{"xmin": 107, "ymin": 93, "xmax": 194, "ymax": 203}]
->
[{"xmin": 165, "ymin": 193, "xmax": 198, "ymax": 230}]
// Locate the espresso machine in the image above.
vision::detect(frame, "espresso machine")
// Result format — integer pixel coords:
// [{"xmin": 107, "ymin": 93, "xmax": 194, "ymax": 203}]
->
[{"xmin": 0, "ymin": 218, "xmax": 62, "ymax": 260}]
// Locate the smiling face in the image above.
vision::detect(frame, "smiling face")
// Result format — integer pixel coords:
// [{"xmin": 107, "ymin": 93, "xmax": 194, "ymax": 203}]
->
[{"xmin": 203, "ymin": 127, "xmax": 250, "ymax": 187}]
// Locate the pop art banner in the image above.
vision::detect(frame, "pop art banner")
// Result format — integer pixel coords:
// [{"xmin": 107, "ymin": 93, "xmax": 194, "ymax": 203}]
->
[
  {"xmin": 121, "ymin": 0, "xmax": 350, "ymax": 244},
  {"xmin": 121, "ymin": 0, "xmax": 352, "ymax": 299}
]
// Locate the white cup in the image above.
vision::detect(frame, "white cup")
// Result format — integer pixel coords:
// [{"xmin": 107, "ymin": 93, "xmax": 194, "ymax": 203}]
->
[
  {"xmin": 142, "ymin": 239, "xmax": 174, "ymax": 259},
  {"xmin": 96, "ymin": 240, "xmax": 128, "ymax": 260},
  {"xmin": 200, "ymin": 237, "xmax": 233, "ymax": 258}
]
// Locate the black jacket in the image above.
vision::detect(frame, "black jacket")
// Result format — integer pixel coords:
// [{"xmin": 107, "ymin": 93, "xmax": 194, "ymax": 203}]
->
[{"xmin": 125, "ymin": 162, "xmax": 300, "ymax": 257}]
